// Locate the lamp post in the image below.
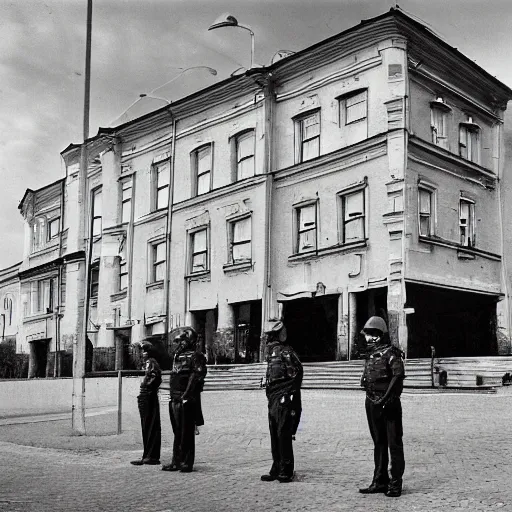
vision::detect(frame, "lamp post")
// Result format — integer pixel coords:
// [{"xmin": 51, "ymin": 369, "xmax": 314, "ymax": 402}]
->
[{"xmin": 208, "ymin": 13, "xmax": 255, "ymax": 69}]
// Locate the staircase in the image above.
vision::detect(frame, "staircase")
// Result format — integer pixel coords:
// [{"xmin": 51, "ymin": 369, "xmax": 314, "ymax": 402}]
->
[{"xmin": 158, "ymin": 357, "xmax": 512, "ymax": 393}]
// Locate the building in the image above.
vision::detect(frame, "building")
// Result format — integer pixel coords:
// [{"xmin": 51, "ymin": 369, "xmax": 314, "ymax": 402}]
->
[
  {"xmin": 0, "ymin": 262, "xmax": 21, "ymax": 348},
  {"xmin": 13, "ymin": 8, "xmax": 512, "ymax": 371}
]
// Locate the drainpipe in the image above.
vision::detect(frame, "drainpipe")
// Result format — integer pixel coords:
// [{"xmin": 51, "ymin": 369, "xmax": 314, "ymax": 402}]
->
[
  {"xmin": 496, "ymin": 120, "xmax": 512, "ymax": 353},
  {"xmin": 260, "ymin": 73, "xmax": 275, "ymax": 362},
  {"xmin": 55, "ymin": 179, "xmax": 65, "ymax": 377},
  {"xmin": 164, "ymin": 113, "xmax": 177, "ymax": 353},
  {"xmin": 126, "ymin": 170, "xmax": 136, "ymax": 324}
]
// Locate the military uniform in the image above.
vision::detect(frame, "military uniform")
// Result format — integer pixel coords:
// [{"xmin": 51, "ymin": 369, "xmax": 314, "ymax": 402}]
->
[
  {"xmin": 132, "ymin": 353, "xmax": 162, "ymax": 465},
  {"xmin": 263, "ymin": 337, "xmax": 303, "ymax": 482},
  {"xmin": 361, "ymin": 343, "xmax": 405, "ymax": 494},
  {"xmin": 165, "ymin": 345, "xmax": 207, "ymax": 472}
]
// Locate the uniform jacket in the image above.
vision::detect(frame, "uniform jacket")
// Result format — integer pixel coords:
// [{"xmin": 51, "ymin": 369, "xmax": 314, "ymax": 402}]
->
[
  {"xmin": 170, "ymin": 349, "xmax": 207, "ymax": 400},
  {"xmin": 140, "ymin": 357, "xmax": 162, "ymax": 393},
  {"xmin": 361, "ymin": 344, "xmax": 405, "ymax": 400},
  {"xmin": 265, "ymin": 342, "xmax": 303, "ymax": 401}
]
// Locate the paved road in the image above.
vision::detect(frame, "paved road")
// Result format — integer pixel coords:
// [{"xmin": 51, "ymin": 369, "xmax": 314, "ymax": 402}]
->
[{"xmin": 1, "ymin": 388, "xmax": 512, "ymax": 511}]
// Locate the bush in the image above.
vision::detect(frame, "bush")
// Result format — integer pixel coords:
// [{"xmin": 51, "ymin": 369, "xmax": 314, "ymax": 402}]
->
[{"xmin": 0, "ymin": 344, "xmax": 29, "ymax": 379}]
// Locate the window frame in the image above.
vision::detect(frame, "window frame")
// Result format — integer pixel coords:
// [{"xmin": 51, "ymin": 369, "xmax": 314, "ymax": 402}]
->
[
  {"xmin": 89, "ymin": 264, "xmax": 100, "ymax": 299},
  {"xmin": 417, "ymin": 183, "xmax": 437, "ymax": 238},
  {"xmin": 430, "ymin": 97, "xmax": 451, "ymax": 150},
  {"xmin": 232, "ymin": 129, "xmax": 255, "ymax": 181},
  {"xmin": 338, "ymin": 186, "xmax": 367, "ymax": 245},
  {"xmin": 294, "ymin": 201, "xmax": 318, "ymax": 254},
  {"xmin": 337, "ymin": 89, "xmax": 368, "ymax": 126},
  {"xmin": 120, "ymin": 177, "xmax": 133, "ymax": 223},
  {"xmin": 149, "ymin": 240, "xmax": 166, "ymax": 284},
  {"xmin": 459, "ymin": 117, "xmax": 480, "ymax": 164},
  {"xmin": 459, "ymin": 197, "xmax": 475, "ymax": 247},
  {"xmin": 189, "ymin": 226, "xmax": 210, "ymax": 275},
  {"xmin": 228, "ymin": 214, "xmax": 252, "ymax": 264},
  {"xmin": 191, "ymin": 143, "xmax": 213, "ymax": 196},
  {"xmin": 293, "ymin": 109, "xmax": 321, "ymax": 164},
  {"xmin": 91, "ymin": 187, "xmax": 102, "ymax": 239},
  {"xmin": 47, "ymin": 217, "xmax": 60, "ymax": 241},
  {"xmin": 119, "ymin": 258, "xmax": 128, "ymax": 291},
  {"xmin": 152, "ymin": 161, "xmax": 170, "ymax": 211}
]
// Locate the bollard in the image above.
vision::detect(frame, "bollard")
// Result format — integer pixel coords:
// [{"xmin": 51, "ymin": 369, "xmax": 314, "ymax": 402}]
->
[{"xmin": 117, "ymin": 370, "xmax": 122, "ymax": 434}]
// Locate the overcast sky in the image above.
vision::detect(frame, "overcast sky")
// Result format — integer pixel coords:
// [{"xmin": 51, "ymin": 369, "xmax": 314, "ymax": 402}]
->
[{"xmin": 1, "ymin": 0, "xmax": 511, "ymax": 268}]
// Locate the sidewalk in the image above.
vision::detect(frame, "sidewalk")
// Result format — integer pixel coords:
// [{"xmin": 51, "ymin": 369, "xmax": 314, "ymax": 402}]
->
[{"xmin": 1, "ymin": 388, "xmax": 512, "ymax": 511}]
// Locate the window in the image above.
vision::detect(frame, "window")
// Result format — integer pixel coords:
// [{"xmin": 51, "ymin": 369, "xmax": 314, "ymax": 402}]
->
[
  {"xmin": 90, "ymin": 265, "xmax": 100, "ymax": 298},
  {"xmin": 340, "ymin": 189, "xmax": 365, "ymax": 243},
  {"xmin": 344, "ymin": 90, "xmax": 367, "ymax": 125},
  {"xmin": 121, "ymin": 178, "xmax": 132, "ymax": 223},
  {"xmin": 235, "ymin": 131, "xmax": 255, "ymax": 180},
  {"xmin": 229, "ymin": 217, "xmax": 251, "ymax": 263},
  {"xmin": 191, "ymin": 229, "xmax": 208, "ymax": 273},
  {"xmin": 296, "ymin": 204, "xmax": 317, "ymax": 253},
  {"xmin": 3, "ymin": 296, "xmax": 13, "ymax": 326},
  {"xmin": 91, "ymin": 188, "xmax": 102, "ymax": 238},
  {"xmin": 418, "ymin": 187, "xmax": 433, "ymax": 237},
  {"xmin": 47, "ymin": 217, "xmax": 60, "ymax": 240},
  {"xmin": 459, "ymin": 117, "xmax": 480, "ymax": 163},
  {"xmin": 31, "ymin": 218, "xmax": 46, "ymax": 252},
  {"xmin": 154, "ymin": 162, "xmax": 169, "ymax": 210},
  {"xmin": 150, "ymin": 242, "xmax": 166, "ymax": 283},
  {"xmin": 459, "ymin": 199, "xmax": 475, "ymax": 247},
  {"xmin": 26, "ymin": 278, "xmax": 55, "ymax": 316},
  {"xmin": 295, "ymin": 111, "xmax": 320, "ymax": 163},
  {"xmin": 192, "ymin": 145, "xmax": 212, "ymax": 196},
  {"xmin": 119, "ymin": 259, "xmax": 128, "ymax": 291},
  {"xmin": 431, "ymin": 98, "xmax": 450, "ymax": 150}
]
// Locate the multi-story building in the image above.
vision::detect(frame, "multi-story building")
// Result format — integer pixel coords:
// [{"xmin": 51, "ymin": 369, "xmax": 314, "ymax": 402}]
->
[
  {"xmin": 0, "ymin": 262, "xmax": 21, "ymax": 348},
  {"xmin": 14, "ymin": 8, "xmax": 512, "ymax": 371}
]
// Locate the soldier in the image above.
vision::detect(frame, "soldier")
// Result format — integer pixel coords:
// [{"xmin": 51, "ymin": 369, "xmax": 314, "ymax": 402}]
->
[
  {"xmin": 162, "ymin": 327, "xmax": 207, "ymax": 473},
  {"xmin": 359, "ymin": 316, "xmax": 405, "ymax": 498},
  {"xmin": 261, "ymin": 321, "xmax": 303, "ymax": 483},
  {"xmin": 131, "ymin": 341, "xmax": 162, "ymax": 466}
]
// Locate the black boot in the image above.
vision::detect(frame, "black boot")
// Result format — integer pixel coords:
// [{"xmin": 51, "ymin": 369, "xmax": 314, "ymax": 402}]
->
[
  {"xmin": 359, "ymin": 482, "xmax": 388, "ymax": 494},
  {"xmin": 386, "ymin": 479, "xmax": 402, "ymax": 497}
]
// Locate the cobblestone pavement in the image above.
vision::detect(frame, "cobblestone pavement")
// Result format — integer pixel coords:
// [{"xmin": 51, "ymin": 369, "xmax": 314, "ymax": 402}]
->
[{"xmin": 1, "ymin": 388, "xmax": 512, "ymax": 512}]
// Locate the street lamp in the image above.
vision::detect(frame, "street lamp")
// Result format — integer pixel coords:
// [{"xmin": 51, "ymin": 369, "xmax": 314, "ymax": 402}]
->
[
  {"xmin": 208, "ymin": 13, "xmax": 255, "ymax": 69},
  {"xmin": 110, "ymin": 66, "xmax": 217, "ymax": 126}
]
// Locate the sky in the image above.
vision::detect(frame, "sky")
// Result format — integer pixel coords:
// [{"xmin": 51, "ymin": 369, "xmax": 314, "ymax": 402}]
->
[{"xmin": 1, "ymin": 0, "xmax": 512, "ymax": 268}]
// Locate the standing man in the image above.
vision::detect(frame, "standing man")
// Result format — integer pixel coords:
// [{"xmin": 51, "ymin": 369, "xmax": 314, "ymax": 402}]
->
[
  {"xmin": 261, "ymin": 321, "xmax": 303, "ymax": 483},
  {"xmin": 359, "ymin": 316, "xmax": 405, "ymax": 498},
  {"xmin": 131, "ymin": 341, "xmax": 162, "ymax": 466},
  {"xmin": 162, "ymin": 327, "xmax": 207, "ymax": 473}
]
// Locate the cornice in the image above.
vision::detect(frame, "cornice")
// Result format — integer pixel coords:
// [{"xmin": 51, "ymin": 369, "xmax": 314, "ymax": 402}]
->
[
  {"xmin": 274, "ymin": 133, "xmax": 388, "ymax": 186},
  {"xmin": 408, "ymin": 137, "xmax": 496, "ymax": 188},
  {"xmin": 173, "ymin": 175, "xmax": 267, "ymax": 213}
]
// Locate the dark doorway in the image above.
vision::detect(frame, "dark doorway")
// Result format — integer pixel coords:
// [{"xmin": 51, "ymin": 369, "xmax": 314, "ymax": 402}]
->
[
  {"xmin": 283, "ymin": 295, "xmax": 338, "ymax": 362},
  {"xmin": 233, "ymin": 300, "xmax": 262, "ymax": 363},
  {"xmin": 29, "ymin": 339, "xmax": 49, "ymax": 378},
  {"xmin": 191, "ymin": 308, "xmax": 218, "ymax": 361},
  {"xmin": 406, "ymin": 283, "xmax": 498, "ymax": 358}
]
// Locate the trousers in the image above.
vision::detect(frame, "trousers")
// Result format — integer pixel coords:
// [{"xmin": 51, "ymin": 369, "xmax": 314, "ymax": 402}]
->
[
  {"xmin": 365, "ymin": 396, "xmax": 405, "ymax": 488},
  {"xmin": 268, "ymin": 394, "xmax": 300, "ymax": 478},
  {"xmin": 169, "ymin": 398, "xmax": 196, "ymax": 469},
  {"xmin": 137, "ymin": 391, "xmax": 161, "ymax": 461}
]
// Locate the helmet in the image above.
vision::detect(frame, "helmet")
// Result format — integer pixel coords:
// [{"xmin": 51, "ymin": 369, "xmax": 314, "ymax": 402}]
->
[
  {"xmin": 140, "ymin": 340, "xmax": 156, "ymax": 356},
  {"xmin": 174, "ymin": 327, "xmax": 198, "ymax": 351},
  {"xmin": 265, "ymin": 320, "xmax": 287, "ymax": 343},
  {"xmin": 362, "ymin": 316, "xmax": 388, "ymax": 335}
]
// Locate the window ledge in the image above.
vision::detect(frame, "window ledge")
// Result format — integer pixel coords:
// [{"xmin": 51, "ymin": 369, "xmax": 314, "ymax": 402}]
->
[
  {"xmin": 134, "ymin": 209, "xmax": 168, "ymax": 227},
  {"xmin": 23, "ymin": 312, "xmax": 53, "ymax": 324},
  {"xmin": 146, "ymin": 281, "xmax": 164, "ymax": 291},
  {"xmin": 418, "ymin": 236, "xmax": 501, "ymax": 261},
  {"xmin": 288, "ymin": 240, "xmax": 367, "ymax": 264},
  {"xmin": 186, "ymin": 271, "xmax": 211, "ymax": 281},
  {"xmin": 89, "ymin": 297, "xmax": 98, "ymax": 307},
  {"xmin": 223, "ymin": 261, "xmax": 253, "ymax": 274},
  {"xmin": 29, "ymin": 243, "xmax": 59, "ymax": 258},
  {"xmin": 111, "ymin": 290, "xmax": 127, "ymax": 302}
]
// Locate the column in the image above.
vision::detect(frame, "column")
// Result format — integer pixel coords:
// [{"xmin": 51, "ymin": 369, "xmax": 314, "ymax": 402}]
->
[{"xmin": 214, "ymin": 299, "xmax": 235, "ymax": 363}]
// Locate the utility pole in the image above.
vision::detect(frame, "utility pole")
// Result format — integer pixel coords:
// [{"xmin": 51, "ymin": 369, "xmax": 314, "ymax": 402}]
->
[{"xmin": 72, "ymin": 0, "xmax": 93, "ymax": 435}]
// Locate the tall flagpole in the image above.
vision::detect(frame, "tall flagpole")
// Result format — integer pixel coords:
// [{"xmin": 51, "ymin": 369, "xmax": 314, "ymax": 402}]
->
[{"xmin": 72, "ymin": 0, "xmax": 93, "ymax": 435}]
